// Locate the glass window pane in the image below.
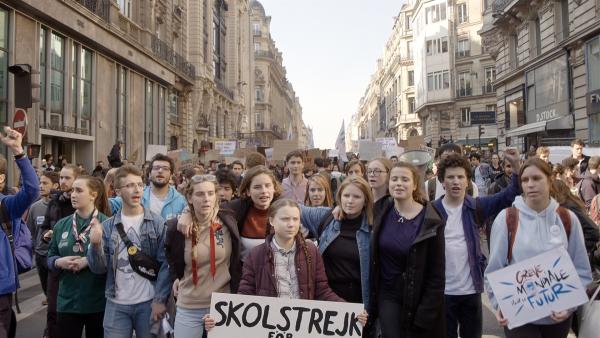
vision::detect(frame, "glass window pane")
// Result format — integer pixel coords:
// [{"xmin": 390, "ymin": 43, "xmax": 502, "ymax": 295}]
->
[
  {"xmin": 72, "ymin": 44, "xmax": 77, "ymax": 118},
  {"xmin": 588, "ymin": 38, "xmax": 600, "ymax": 91},
  {"xmin": 0, "ymin": 10, "xmax": 7, "ymax": 50},
  {"xmin": 50, "ymin": 33, "xmax": 64, "ymax": 116},
  {"xmin": 80, "ymin": 48, "xmax": 92, "ymax": 120}
]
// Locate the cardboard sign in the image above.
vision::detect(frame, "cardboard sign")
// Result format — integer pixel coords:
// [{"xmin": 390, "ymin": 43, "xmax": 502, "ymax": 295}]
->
[
  {"xmin": 383, "ymin": 146, "xmax": 404, "ymax": 158},
  {"xmin": 358, "ymin": 141, "xmax": 383, "ymax": 161},
  {"xmin": 208, "ymin": 293, "xmax": 364, "ymax": 338},
  {"xmin": 215, "ymin": 141, "xmax": 237, "ymax": 156},
  {"xmin": 167, "ymin": 149, "xmax": 191, "ymax": 171},
  {"xmin": 272, "ymin": 141, "xmax": 299, "ymax": 161},
  {"xmin": 375, "ymin": 137, "xmax": 396, "ymax": 148},
  {"xmin": 305, "ymin": 148, "xmax": 322, "ymax": 165},
  {"xmin": 264, "ymin": 148, "xmax": 274, "ymax": 162},
  {"xmin": 202, "ymin": 150, "xmax": 222, "ymax": 163},
  {"xmin": 487, "ymin": 247, "xmax": 589, "ymax": 329},
  {"xmin": 146, "ymin": 145, "xmax": 168, "ymax": 162}
]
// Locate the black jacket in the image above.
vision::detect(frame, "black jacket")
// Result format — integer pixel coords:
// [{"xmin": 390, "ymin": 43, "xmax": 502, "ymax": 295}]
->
[
  {"xmin": 221, "ymin": 197, "xmax": 254, "ymax": 234},
  {"xmin": 108, "ymin": 144, "xmax": 123, "ymax": 168},
  {"xmin": 369, "ymin": 197, "xmax": 446, "ymax": 337},
  {"xmin": 488, "ymin": 173, "xmax": 510, "ymax": 195},
  {"xmin": 578, "ymin": 170, "xmax": 600, "ymax": 209},
  {"xmin": 41, "ymin": 190, "xmax": 75, "ymax": 233},
  {"xmin": 164, "ymin": 209, "xmax": 242, "ymax": 293},
  {"xmin": 562, "ymin": 154, "xmax": 590, "ymax": 177}
]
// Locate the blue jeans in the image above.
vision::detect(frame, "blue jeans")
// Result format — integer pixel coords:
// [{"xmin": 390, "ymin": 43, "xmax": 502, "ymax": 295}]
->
[
  {"xmin": 103, "ymin": 299, "xmax": 153, "ymax": 338},
  {"xmin": 445, "ymin": 293, "xmax": 482, "ymax": 338},
  {"xmin": 174, "ymin": 306, "xmax": 209, "ymax": 338}
]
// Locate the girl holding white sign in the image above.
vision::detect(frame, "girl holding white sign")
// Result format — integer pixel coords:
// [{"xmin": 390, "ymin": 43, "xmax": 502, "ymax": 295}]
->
[{"xmin": 485, "ymin": 158, "xmax": 593, "ymax": 337}]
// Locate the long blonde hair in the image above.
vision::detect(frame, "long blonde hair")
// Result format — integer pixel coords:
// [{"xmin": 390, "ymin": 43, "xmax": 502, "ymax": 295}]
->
[
  {"xmin": 335, "ymin": 176, "xmax": 374, "ymax": 224},
  {"xmin": 304, "ymin": 174, "xmax": 334, "ymax": 207}
]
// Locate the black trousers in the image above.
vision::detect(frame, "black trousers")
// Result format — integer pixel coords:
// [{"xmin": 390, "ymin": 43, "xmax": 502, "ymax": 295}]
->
[
  {"xmin": 0, "ymin": 294, "xmax": 12, "ymax": 338},
  {"xmin": 35, "ymin": 254, "xmax": 48, "ymax": 296},
  {"xmin": 445, "ymin": 294, "xmax": 482, "ymax": 338},
  {"xmin": 57, "ymin": 312, "xmax": 104, "ymax": 338},
  {"xmin": 45, "ymin": 271, "xmax": 59, "ymax": 338}
]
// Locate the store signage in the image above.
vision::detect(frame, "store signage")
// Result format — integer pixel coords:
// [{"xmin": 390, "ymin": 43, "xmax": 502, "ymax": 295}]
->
[
  {"xmin": 588, "ymin": 89, "xmax": 600, "ymax": 115},
  {"xmin": 527, "ymin": 100, "xmax": 569, "ymax": 123},
  {"xmin": 470, "ymin": 111, "xmax": 496, "ymax": 125}
]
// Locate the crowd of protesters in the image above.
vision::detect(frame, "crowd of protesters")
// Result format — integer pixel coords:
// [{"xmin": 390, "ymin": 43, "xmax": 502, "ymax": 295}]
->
[{"xmin": 1, "ymin": 134, "xmax": 599, "ymax": 338}]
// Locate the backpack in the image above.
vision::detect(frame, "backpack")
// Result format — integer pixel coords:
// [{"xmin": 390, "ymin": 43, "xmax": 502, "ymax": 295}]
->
[
  {"xmin": 0, "ymin": 200, "xmax": 33, "ymax": 274},
  {"xmin": 427, "ymin": 177, "xmax": 474, "ymax": 201},
  {"xmin": 505, "ymin": 206, "xmax": 571, "ymax": 262}
]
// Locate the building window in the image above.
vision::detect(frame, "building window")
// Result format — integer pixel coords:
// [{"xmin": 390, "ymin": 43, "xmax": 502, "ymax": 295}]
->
[
  {"xmin": 213, "ymin": 2, "xmax": 224, "ymax": 80},
  {"xmin": 117, "ymin": 66, "xmax": 128, "ymax": 144},
  {"xmin": 457, "ymin": 71, "xmax": 472, "ymax": 96},
  {"xmin": 79, "ymin": 47, "xmax": 92, "ymax": 124},
  {"xmin": 509, "ymin": 33, "xmax": 518, "ymax": 68},
  {"xmin": 484, "ymin": 66, "xmax": 496, "ymax": 93},
  {"xmin": 457, "ymin": 3, "xmax": 468, "ymax": 24},
  {"xmin": 405, "ymin": 15, "xmax": 411, "ymax": 30},
  {"xmin": 525, "ymin": 56, "xmax": 569, "ymax": 122},
  {"xmin": 255, "ymin": 86, "xmax": 264, "ymax": 102},
  {"xmin": 40, "ymin": 28, "xmax": 47, "ymax": 118},
  {"xmin": 486, "ymin": 104, "xmax": 497, "ymax": 113},
  {"xmin": 587, "ymin": 36, "xmax": 600, "ymax": 143},
  {"xmin": 457, "ymin": 38, "xmax": 470, "ymax": 57},
  {"xmin": 530, "ymin": 17, "xmax": 542, "ymax": 58},
  {"xmin": 170, "ymin": 136, "xmax": 178, "ymax": 150},
  {"xmin": 118, "ymin": 0, "xmax": 132, "ymax": 18},
  {"xmin": 254, "ymin": 43, "xmax": 261, "ymax": 52},
  {"xmin": 408, "ymin": 70, "xmax": 414, "ymax": 86},
  {"xmin": 408, "ymin": 97, "xmax": 415, "ymax": 114},
  {"xmin": 0, "ymin": 8, "xmax": 8, "ymax": 125},
  {"xmin": 461, "ymin": 107, "xmax": 471, "ymax": 126},
  {"xmin": 50, "ymin": 32, "xmax": 65, "ymax": 126},
  {"xmin": 145, "ymin": 80, "xmax": 154, "ymax": 145},
  {"xmin": 425, "ymin": 3, "xmax": 446, "ymax": 24},
  {"xmin": 427, "ymin": 70, "xmax": 450, "ymax": 91},
  {"xmin": 255, "ymin": 111, "xmax": 264, "ymax": 129},
  {"xmin": 159, "ymin": 86, "xmax": 166, "ymax": 145},
  {"xmin": 407, "ymin": 41, "xmax": 413, "ymax": 59},
  {"xmin": 252, "ymin": 22, "xmax": 260, "ymax": 35},
  {"xmin": 426, "ymin": 37, "xmax": 448, "ymax": 55},
  {"xmin": 554, "ymin": 0, "xmax": 569, "ymax": 43}
]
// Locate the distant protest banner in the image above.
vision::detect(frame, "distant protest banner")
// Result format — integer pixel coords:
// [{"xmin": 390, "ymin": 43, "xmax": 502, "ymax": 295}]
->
[
  {"xmin": 272, "ymin": 141, "xmax": 299, "ymax": 161},
  {"xmin": 208, "ymin": 293, "xmax": 364, "ymax": 338},
  {"xmin": 146, "ymin": 144, "xmax": 168, "ymax": 162},
  {"xmin": 487, "ymin": 247, "xmax": 589, "ymax": 329},
  {"xmin": 265, "ymin": 148, "xmax": 274, "ymax": 162},
  {"xmin": 358, "ymin": 141, "xmax": 383, "ymax": 161},
  {"xmin": 215, "ymin": 141, "xmax": 237, "ymax": 156}
]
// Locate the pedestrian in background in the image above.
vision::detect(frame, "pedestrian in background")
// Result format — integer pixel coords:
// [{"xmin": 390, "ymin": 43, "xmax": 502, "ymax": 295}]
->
[
  {"xmin": 304, "ymin": 174, "xmax": 334, "ymax": 207},
  {"xmin": 108, "ymin": 141, "xmax": 124, "ymax": 168}
]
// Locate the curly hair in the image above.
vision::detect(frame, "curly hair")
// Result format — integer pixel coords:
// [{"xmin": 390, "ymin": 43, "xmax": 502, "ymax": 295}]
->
[{"xmin": 437, "ymin": 153, "xmax": 472, "ymax": 182}]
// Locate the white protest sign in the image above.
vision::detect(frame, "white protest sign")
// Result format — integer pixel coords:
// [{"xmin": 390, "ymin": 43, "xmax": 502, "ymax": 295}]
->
[
  {"xmin": 215, "ymin": 141, "xmax": 237, "ymax": 156},
  {"xmin": 265, "ymin": 148, "xmax": 274, "ymax": 162},
  {"xmin": 146, "ymin": 144, "xmax": 168, "ymax": 161},
  {"xmin": 208, "ymin": 293, "xmax": 364, "ymax": 338},
  {"xmin": 375, "ymin": 137, "xmax": 396, "ymax": 148},
  {"xmin": 383, "ymin": 146, "xmax": 404, "ymax": 158},
  {"xmin": 358, "ymin": 141, "xmax": 383, "ymax": 161},
  {"xmin": 487, "ymin": 247, "xmax": 589, "ymax": 329},
  {"xmin": 328, "ymin": 149, "xmax": 339, "ymax": 158}
]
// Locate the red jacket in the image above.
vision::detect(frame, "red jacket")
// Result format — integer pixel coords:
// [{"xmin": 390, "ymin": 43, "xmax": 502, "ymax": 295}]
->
[{"xmin": 238, "ymin": 234, "xmax": 343, "ymax": 302}]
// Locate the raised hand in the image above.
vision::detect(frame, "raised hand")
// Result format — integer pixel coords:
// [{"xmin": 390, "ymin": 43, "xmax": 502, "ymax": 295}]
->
[
  {"xmin": 503, "ymin": 147, "xmax": 521, "ymax": 173},
  {"xmin": 0, "ymin": 126, "xmax": 24, "ymax": 155}
]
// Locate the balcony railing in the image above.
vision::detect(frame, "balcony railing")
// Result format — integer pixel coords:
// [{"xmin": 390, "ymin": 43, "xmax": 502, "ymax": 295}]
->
[
  {"xmin": 493, "ymin": 0, "xmax": 514, "ymax": 12},
  {"xmin": 482, "ymin": 84, "xmax": 495, "ymax": 94},
  {"xmin": 457, "ymin": 87, "xmax": 473, "ymax": 97},
  {"xmin": 214, "ymin": 78, "xmax": 234, "ymax": 100},
  {"xmin": 254, "ymin": 50, "xmax": 274, "ymax": 59},
  {"xmin": 150, "ymin": 35, "xmax": 196, "ymax": 79},
  {"xmin": 76, "ymin": 0, "xmax": 110, "ymax": 22}
]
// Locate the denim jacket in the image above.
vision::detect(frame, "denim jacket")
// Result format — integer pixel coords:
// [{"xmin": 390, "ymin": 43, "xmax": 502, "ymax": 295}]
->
[
  {"xmin": 432, "ymin": 173, "xmax": 521, "ymax": 293},
  {"xmin": 299, "ymin": 205, "xmax": 371, "ymax": 308},
  {"xmin": 87, "ymin": 208, "xmax": 171, "ymax": 304}
]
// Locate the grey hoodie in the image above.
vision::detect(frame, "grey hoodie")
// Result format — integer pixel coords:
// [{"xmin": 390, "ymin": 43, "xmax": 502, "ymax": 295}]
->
[{"xmin": 485, "ymin": 196, "xmax": 592, "ymax": 325}]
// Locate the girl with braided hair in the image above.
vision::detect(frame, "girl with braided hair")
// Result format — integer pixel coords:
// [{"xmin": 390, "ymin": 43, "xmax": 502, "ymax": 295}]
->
[{"xmin": 204, "ymin": 198, "xmax": 368, "ymax": 331}]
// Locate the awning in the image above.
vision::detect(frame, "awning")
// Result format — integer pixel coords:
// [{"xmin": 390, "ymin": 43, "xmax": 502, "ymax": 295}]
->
[
  {"xmin": 506, "ymin": 114, "xmax": 574, "ymax": 138},
  {"xmin": 506, "ymin": 121, "xmax": 547, "ymax": 138}
]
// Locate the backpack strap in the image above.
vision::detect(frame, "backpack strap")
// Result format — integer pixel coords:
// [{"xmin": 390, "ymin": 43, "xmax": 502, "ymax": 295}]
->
[
  {"xmin": 506, "ymin": 207, "xmax": 519, "ymax": 263},
  {"xmin": 317, "ymin": 210, "xmax": 335, "ymax": 239},
  {"xmin": 556, "ymin": 207, "xmax": 572, "ymax": 239},
  {"xmin": 115, "ymin": 222, "xmax": 135, "ymax": 249}
]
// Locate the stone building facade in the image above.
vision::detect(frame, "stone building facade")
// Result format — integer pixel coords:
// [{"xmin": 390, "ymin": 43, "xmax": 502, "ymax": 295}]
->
[
  {"xmin": 0, "ymin": 0, "xmax": 195, "ymax": 170},
  {"xmin": 481, "ymin": 0, "xmax": 600, "ymax": 151}
]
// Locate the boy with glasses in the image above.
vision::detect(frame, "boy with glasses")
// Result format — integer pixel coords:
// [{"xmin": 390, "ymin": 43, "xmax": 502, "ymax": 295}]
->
[
  {"xmin": 88, "ymin": 165, "xmax": 171, "ymax": 337},
  {"xmin": 110, "ymin": 154, "xmax": 186, "ymax": 220}
]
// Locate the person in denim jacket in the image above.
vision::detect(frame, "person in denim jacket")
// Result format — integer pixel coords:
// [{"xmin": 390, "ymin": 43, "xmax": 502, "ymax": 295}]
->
[
  {"xmin": 299, "ymin": 176, "xmax": 374, "ymax": 311},
  {"xmin": 88, "ymin": 165, "xmax": 171, "ymax": 338}
]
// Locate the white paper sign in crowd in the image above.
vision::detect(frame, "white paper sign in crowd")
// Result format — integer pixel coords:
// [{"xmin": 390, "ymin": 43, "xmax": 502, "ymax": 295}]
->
[
  {"xmin": 208, "ymin": 293, "xmax": 364, "ymax": 338},
  {"xmin": 487, "ymin": 247, "xmax": 589, "ymax": 329}
]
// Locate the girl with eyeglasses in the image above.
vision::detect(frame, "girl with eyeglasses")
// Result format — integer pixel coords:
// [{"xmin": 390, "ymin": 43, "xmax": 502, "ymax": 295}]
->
[
  {"xmin": 165, "ymin": 174, "xmax": 241, "ymax": 338},
  {"xmin": 47, "ymin": 176, "xmax": 111, "ymax": 338},
  {"xmin": 203, "ymin": 199, "xmax": 368, "ymax": 332},
  {"xmin": 367, "ymin": 158, "xmax": 392, "ymax": 203},
  {"xmin": 304, "ymin": 174, "xmax": 334, "ymax": 207}
]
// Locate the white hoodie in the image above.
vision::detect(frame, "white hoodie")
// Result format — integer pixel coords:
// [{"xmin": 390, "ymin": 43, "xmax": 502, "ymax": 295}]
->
[{"xmin": 484, "ymin": 196, "xmax": 593, "ymax": 325}]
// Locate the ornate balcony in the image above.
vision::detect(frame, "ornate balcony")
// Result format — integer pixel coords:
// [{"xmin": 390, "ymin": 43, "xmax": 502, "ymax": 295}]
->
[
  {"xmin": 150, "ymin": 35, "xmax": 196, "ymax": 79},
  {"xmin": 75, "ymin": 0, "xmax": 110, "ymax": 22}
]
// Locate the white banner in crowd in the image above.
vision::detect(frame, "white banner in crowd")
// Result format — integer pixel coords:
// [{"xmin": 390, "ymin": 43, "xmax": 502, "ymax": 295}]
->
[
  {"xmin": 146, "ymin": 144, "xmax": 168, "ymax": 161},
  {"xmin": 487, "ymin": 247, "xmax": 589, "ymax": 329},
  {"xmin": 208, "ymin": 293, "xmax": 364, "ymax": 338},
  {"xmin": 215, "ymin": 141, "xmax": 237, "ymax": 156}
]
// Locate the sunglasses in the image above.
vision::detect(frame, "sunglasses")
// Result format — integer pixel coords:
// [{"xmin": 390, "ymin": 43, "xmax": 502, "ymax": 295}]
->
[{"xmin": 190, "ymin": 174, "xmax": 217, "ymax": 183}]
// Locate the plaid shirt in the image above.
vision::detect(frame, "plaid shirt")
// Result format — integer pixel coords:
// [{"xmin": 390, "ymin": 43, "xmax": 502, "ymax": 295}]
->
[{"xmin": 270, "ymin": 239, "xmax": 300, "ymax": 299}]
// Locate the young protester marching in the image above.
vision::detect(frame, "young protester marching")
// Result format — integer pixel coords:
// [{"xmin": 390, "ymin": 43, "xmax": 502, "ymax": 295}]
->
[
  {"xmin": 87, "ymin": 165, "xmax": 171, "ymax": 337},
  {"xmin": 485, "ymin": 158, "xmax": 593, "ymax": 337},
  {"xmin": 203, "ymin": 198, "xmax": 368, "ymax": 331},
  {"xmin": 281, "ymin": 150, "xmax": 308, "ymax": 205},
  {"xmin": 366, "ymin": 158, "xmax": 392, "ymax": 203},
  {"xmin": 165, "ymin": 174, "xmax": 241, "ymax": 338},
  {"xmin": 369, "ymin": 162, "xmax": 446, "ymax": 337},
  {"xmin": 47, "ymin": 176, "xmax": 111, "ymax": 338}
]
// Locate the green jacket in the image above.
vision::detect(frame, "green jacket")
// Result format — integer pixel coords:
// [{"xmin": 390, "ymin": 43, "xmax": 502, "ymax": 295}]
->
[{"xmin": 47, "ymin": 212, "xmax": 109, "ymax": 314}]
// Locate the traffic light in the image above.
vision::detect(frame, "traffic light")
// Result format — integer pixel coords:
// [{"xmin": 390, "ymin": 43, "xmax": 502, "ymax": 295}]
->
[
  {"xmin": 8, "ymin": 64, "xmax": 34, "ymax": 108},
  {"xmin": 478, "ymin": 125, "xmax": 485, "ymax": 137}
]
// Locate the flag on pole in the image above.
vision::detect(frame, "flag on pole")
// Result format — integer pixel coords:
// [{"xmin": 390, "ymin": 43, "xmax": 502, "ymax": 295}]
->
[
  {"xmin": 286, "ymin": 124, "xmax": 293, "ymax": 141},
  {"xmin": 335, "ymin": 121, "xmax": 348, "ymax": 162}
]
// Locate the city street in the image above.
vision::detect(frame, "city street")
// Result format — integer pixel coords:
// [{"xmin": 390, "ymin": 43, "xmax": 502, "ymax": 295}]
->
[{"xmin": 13, "ymin": 269, "xmax": 510, "ymax": 338}]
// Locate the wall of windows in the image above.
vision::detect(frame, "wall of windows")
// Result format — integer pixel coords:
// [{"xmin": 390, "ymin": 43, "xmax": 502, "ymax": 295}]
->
[
  {"xmin": 425, "ymin": 3, "xmax": 446, "ymax": 24},
  {"xmin": 525, "ymin": 55, "xmax": 569, "ymax": 123},
  {"xmin": 427, "ymin": 70, "xmax": 449, "ymax": 91},
  {"xmin": 426, "ymin": 37, "xmax": 448, "ymax": 56},
  {"xmin": 50, "ymin": 32, "xmax": 65, "ymax": 127}
]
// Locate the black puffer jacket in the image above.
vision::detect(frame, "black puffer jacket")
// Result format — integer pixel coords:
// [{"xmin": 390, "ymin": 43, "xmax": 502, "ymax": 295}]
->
[
  {"xmin": 369, "ymin": 197, "xmax": 446, "ymax": 338},
  {"xmin": 41, "ymin": 190, "xmax": 75, "ymax": 234}
]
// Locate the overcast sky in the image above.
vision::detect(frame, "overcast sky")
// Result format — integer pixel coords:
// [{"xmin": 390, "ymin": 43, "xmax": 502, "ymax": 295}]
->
[{"xmin": 257, "ymin": 0, "xmax": 405, "ymax": 149}]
